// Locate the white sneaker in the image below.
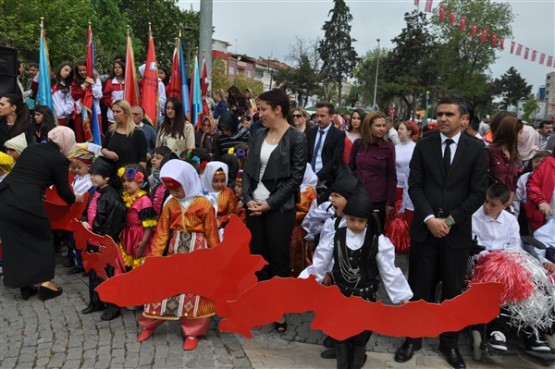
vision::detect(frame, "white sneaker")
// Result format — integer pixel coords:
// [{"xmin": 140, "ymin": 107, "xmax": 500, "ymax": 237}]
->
[
  {"xmin": 527, "ymin": 339, "xmax": 551, "ymax": 353},
  {"xmin": 489, "ymin": 331, "xmax": 508, "ymax": 352}
]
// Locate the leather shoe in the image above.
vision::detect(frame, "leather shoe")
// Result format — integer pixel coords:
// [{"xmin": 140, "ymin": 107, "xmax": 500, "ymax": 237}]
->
[
  {"xmin": 394, "ymin": 340, "xmax": 422, "ymax": 363},
  {"xmin": 20, "ymin": 286, "xmax": 38, "ymax": 300},
  {"xmin": 320, "ymin": 348, "xmax": 336, "ymax": 359},
  {"xmin": 81, "ymin": 304, "xmax": 105, "ymax": 314},
  {"xmin": 439, "ymin": 346, "xmax": 466, "ymax": 369},
  {"xmin": 100, "ymin": 308, "xmax": 121, "ymax": 321},
  {"xmin": 67, "ymin": 266, "xmax": 84, "ymax": 275},
  {"xmin": 38, "ymin": 285, "xmax": 63, "ymax": 301}
]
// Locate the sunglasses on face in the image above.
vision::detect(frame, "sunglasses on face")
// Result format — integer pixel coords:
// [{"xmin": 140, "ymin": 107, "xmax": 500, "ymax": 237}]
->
[{"xmin": 293, "ymin": 114, "xmax": 302, "ymax": 118}]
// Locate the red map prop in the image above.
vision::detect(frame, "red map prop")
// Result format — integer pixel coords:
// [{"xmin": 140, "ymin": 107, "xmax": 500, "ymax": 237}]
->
[
  {"xmin": 72, "ymin": 220, "xmax": 122, "ymax": 280},
  {"xmin": 97, "ymin": 215, "xmax": 502, "ymax": 339},
  {"xmin": 220, "ymin": 278, "xmax": 502, "ymax": 340},
  {"xmin": 96, "ymin": 216, "xmax": 267, "ymax": 317},
  {"xmin": 43, "ymin": 179, "xmax": 89, "ymax": 231}
]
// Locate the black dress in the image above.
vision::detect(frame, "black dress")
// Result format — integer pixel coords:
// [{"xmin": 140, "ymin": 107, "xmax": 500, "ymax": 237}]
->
[
  {"xmin": 102, "ymin": 128, "xmax": 147, "ymax": 167},
  {"xmin": 0, "ymin": 141, "xmax": 75, "ymax": 288}
]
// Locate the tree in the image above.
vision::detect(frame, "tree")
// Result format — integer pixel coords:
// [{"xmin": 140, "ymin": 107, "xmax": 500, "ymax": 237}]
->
[
  {"xmin": 274, "ymin": 38, "xmax": 322, "ymax": 107},
  {"xmin": 211, "ymin": 59, "xmax": 263, "ymax": 98},
  {"xmin": 318, "ymin": 0, "xmax": 358, "ymax": 106},
  {"xmin": 522, "ymin": 99, "xmax": 539, "ymax": 122},
  {"xmin": 431, "ymin": 0, "xmax": 514, "ymax": 110},
  {"xmin": 494, "ymin": 67, "xmax": 532, "ymax": 110}
]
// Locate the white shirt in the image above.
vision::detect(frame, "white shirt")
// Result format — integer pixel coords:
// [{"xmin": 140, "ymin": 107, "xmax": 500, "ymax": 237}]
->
[
  {"xmin": 312, "ymin": 123, "xmax": 332, "ymax": 174},
  {"xmin": 252, "ymin": 140, "xmax": 277, "ymax": 201},
  {"xmin": 472, "ymin": 206, "xmax": 521, "ymax": 254},
  {"xmin": 298, "ymin": 220, "xmax": 413, "ymax": 304},
  {"xmin": 533, "ymin": 219, "xmax": 555, "ymax": 264},
  {"xmin": 440, "ymin": 131, "xmax": 461, "ymax": 165},
  {"xmin": 302, "ymin": 200, "xmax": 335, "ymax": 241},
  {"xmin": 72, "ymin": 174, "xmax": 93, "ymax": 196},
  {"xmin": 512, "ymin": 172, "xmax": 531, "ymax": 218},
  {"xmin": 387, "ymin": 127, "xmax": 400, "ymax": 145},
  {"xmin": 395, "ymin": 140, "xmax": 416, "ymax": 188}
]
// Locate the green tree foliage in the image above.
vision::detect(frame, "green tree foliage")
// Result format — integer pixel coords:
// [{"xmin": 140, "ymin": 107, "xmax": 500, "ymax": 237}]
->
[
  {"xmin": 494, "ymin": 67, "xmax": 532, "ymax": 110},
  {"xmin": 0, "ymin": 0, "xmax": 199, "ymax": 75},
  {"xmin": 522, "ymin": 99, "xmax": 539, "ymax": 122},
  {"xmin": 274, "ymin": 38, "xmax": 322, "ymax": 107},
  {"xmin": 431, "ymin": 0, "xmax": 513, "ymax": 108},
  {"xmin": 119, "ymin": 0, "xmax": 199, "ymax": 68},
  {"xmin": 318, "ymin": 0, "xmax": 358, "ymax": 106},
  {"xmin": 211, "ymin": 59, "xmax": 263, "ymax": 98}
]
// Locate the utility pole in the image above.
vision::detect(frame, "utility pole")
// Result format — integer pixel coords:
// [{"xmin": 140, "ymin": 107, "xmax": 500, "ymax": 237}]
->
[
  {"xmin": 199, "ymin": 0, "xmax": 213, "ymax": 86},
  {"xmin": 372, "ymin": 39, "xmax": 380, "ymax": 110}
]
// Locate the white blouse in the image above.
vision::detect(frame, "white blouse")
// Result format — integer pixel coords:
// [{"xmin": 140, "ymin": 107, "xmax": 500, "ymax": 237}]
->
[
  {"xmin": 252, "ymin": 140, "xmax": 277, "ymax": 201},
  {"xmin": 395, "ymin": 140, "xmax": 416, "ymax": 188}
]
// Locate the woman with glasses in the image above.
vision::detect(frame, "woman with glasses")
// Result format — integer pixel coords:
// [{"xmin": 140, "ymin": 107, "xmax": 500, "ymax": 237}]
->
[{"xmin": 291, "ymin": 108, "xmax": 309, "ymax": 133}]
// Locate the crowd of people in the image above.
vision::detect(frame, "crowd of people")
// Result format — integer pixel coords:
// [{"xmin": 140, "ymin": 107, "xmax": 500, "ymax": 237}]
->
[{"xmin": 1, "ymin": 61, "xmax": 555, "ymax": 368}]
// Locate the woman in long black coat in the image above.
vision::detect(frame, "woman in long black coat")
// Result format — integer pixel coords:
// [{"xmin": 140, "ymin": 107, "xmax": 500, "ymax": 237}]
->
[{"xmin": 0, "ymin": 126, "xmax": 82, "ymax": 300}]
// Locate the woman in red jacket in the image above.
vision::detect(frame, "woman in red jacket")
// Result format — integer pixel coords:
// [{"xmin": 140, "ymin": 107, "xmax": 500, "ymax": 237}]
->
[
  {"xmin": 102, "ymin": 60, "xmax": 125, "ymax": 126},
  {"xmin": 526, "ymin": 154, "xmax": 555, "ymax": 231}
]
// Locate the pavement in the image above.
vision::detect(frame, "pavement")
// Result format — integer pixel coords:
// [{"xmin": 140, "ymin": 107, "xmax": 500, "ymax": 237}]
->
[{"xmin": 1, "ymin": 254, "xmax": 553, "ymax": 369}]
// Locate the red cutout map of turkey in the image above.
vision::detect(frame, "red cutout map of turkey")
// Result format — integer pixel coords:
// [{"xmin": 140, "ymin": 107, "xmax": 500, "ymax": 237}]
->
[{"xmin": 97, "ymin": 216, "xmax": 502, "ymax": 339}]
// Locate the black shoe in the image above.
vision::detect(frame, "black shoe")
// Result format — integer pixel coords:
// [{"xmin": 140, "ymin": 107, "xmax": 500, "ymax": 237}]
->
[
  {"xmin": 20, "ymin": 286, "xmax": 38, "ymax": 300},
  {"xmin": 67, "ymin": 266, "xmax": 84, "ymax": 275},
  {"xmin": 62, "ymin": 259, "xmax": 74, "ymax": 267},
  {"xmin": 439, "ymin": 346, "xmax": 466, "ymax": 369},
  {"xmin": 323, "ymin": 335, "xmax": 335, "ymax": 348},
  {"xmin": 100, "ymin": 308, "xmax": 121, "ymax": 321},
  {"xmin": 81, "ymin": 304, "xmax": 105, "ymax": 314},
  {"xmin": 394, "ymin": 339, "xmax": 422, "ymax": 363},
  {"xmin": 320, "ymin": 347, "xmax": 336, "ymax": 359},
  {"xmin": 38, "ymin": 285, "xmax": 63, "ymax": 301}
]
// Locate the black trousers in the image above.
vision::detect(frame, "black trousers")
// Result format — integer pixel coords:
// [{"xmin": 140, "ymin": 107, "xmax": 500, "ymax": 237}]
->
[
  {"xmin": 246, "ymin": 208, "xmax": 296, "ymax": 281},
  {"xmin": 407, "ymin": 235, "xmax": 469, "ymax": 349}
]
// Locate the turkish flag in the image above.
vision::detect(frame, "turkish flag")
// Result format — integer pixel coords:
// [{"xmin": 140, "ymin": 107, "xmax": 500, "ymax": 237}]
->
[
  {"xmin": 439, "ymin": 4, "xmax": 445, "ymax": 21},
  {"xmin": 510, "ymin": 41, "xmax": 515, "ymax": 54},
  {"xmin": 425, "ymin": 0, "xmax": 433, "ymax": 12},
  {"xmin": 480, "ymin": 28, "xmax": 488, "ymax": 43},
  {"xmin": 548, "ymin": 56, "xmax": 553, "ymax": 67},
  {"xmin": 499, "ymin": 37, "xmax": 504, "ymax": 50},
  {"xmin": 531, "ymin": 50, "xmax": 537, "ymax": 62},
  {"xmin": 470, "ymin": 23, "xmax": 478, "ymax": 37},
  {"xmin": 491, "ymin": 33, "xmax": 497, "ymax": 48},
  {"xmin": 459, "ymin": 16, "xmax": 466, "ymax": 31},
  {"xmin": 540, "ymin": 53, "xmax": 546, "ymax": 65},
  {"xmin": 516, "ymin": 44, "xmax": 523, "ymax": 56},
  {"xmin": 524, "ymin": 47, "xmax": 529, "ymax": 60},
  {"xmin": 414, "ymin": 0, "xmax": 419, "ymax": 6},
  {"xmin": 449, "ymin": 10, "xmax": 456, "ymax": 25},
  {"xmin": 141, "ymin": 34, "xmax": 159, "ymax": 127}
]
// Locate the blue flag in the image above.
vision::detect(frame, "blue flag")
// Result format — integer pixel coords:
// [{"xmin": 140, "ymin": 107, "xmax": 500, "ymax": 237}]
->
[
  {"xmin": 191, "ymin": 54, "xmax": 202, "ymax": 127},
  {"xmin": 178, "ymin": 39, "xmax": 190, "ymax": 115},
  {"xmin": 37, "ymin": 29, "xmax": 54, "ymax": 114}
]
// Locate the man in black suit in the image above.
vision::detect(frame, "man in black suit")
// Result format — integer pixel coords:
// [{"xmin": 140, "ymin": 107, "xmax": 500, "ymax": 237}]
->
[
  {"xmin": 306, "ymin": 102, "xmax": 345, "ymax": 189},
  {"xmin": 394, "ymin": 95, "xmax": 488, "ymax": 369}
]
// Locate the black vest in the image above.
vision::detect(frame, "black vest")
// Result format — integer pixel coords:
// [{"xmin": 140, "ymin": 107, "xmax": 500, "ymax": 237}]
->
[{"xmin": 332, "ymin": 227, "xmax": 379, "ymax": 301}]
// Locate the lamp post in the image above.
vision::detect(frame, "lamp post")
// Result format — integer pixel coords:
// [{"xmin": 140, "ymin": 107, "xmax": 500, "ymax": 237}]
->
[{"xmin": 372, "ymin": 39, "xmax": 380, "ymax": 110}]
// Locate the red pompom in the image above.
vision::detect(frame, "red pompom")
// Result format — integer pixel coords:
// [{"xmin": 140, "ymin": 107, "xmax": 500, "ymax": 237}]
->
[
  {"xmin": 470, "ymin": 251, "xmax": 535, "ymax": 305},
  {"xmin": 385, "ymin": 216, "xmax": 411, "ymax": 254}
]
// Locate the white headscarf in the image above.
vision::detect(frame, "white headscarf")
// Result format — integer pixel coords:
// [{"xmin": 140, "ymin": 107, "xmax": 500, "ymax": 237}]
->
[
  {"xmin": 4, "ymin": 132, "xmax": 27, "ymax": 155},
  {"xmin": 160, "ymin": 159, "xmax": 202, "ymax": 201},
  {"xmin": 201, "ymin": 161, "xmax": 229, "ymax": 193},
  {"xmin": 301, "ymin": 163, "xmax": 319, "ymax": 192}
]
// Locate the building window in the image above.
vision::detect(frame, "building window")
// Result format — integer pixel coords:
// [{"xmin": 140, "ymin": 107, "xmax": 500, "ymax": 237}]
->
[
  {"xmin": 229, "ymin": 67, "xmax": 235, "ymax": 75},
  {"xmin": 246, "ymin": 70, "xmax": 253, "ymax": 78}
]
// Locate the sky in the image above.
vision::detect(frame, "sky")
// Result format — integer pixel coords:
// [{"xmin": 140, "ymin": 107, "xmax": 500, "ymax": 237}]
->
[{"xmin": 181, "ymin": 0, "xmax": 555, "ymax": 92}]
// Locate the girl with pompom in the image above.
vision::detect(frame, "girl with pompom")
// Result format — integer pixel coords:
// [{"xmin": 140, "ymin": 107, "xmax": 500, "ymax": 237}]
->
[
  {"xmin": 137, "ymin": 160, "xmax": 220, "ymax": 351},
  {"xmin": 118, "ymin": 164, "xmax": 157, "ymax": 270}
]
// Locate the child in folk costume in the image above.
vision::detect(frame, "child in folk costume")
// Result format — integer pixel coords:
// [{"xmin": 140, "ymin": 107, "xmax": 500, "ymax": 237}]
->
[
  {"xmin": 234, "ymin": 170, "xmax": 246, "ymax": 223},
  {"xmin": 290, "ymin": 164, "xmax": 318, "ymax": 276},
  {"xmin": 148, "ymin": 146, "xmax": 174, "ymax": 215},
  {"xmin": 137, "ymin": 159, "xmax": 220, "ymax": 351},
  {"xmin": 80, "ymin": 157, "xmax": 126, "ymax": 321},
  {"xmin": 329, "ymin": 188, "xmax": 412, "ymax": 369},
  {"xmin": 118, "ymin": 164, "xmax": 157, "ymax": 270},
  {"xmin": 201, "ymin": 161, "xmax": 237, "ymax": 230}
]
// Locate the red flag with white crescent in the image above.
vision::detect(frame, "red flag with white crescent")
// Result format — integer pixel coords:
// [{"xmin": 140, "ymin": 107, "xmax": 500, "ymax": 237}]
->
[
  {"xmin": 470, "ymin": 23, "xmax": 478, "ymax": 37},
  {"xmin": 141, "ymin": 33, "xmax": 159, "ymax": 127},
  {"xmin": 167, "ymin": 43, "xmax": 182, "ymax": 101},
  {"xmin": 124, "ymin": 33, "xmax": 140, "ymax": 106},
  {"xmin": 480, "ymin": 28, "xmax": 488, "ymax": 43},
  {"xmin": 531, "ymin": 50, "xmax": 537, "ymax": 62},
  {"xmin": 491, "ymin": 33, "xmax": 497, "ymax": 48},
  {"xmin": 439, "ymin": 4, "xmax": 445, "ymax": 21},
  {"xmin": 524, "ymin": 47, "xmax": 529, "ymax": 60},
  {"xmin": 510, "ymin": 41, "xmax": 515, "ymax": 54},
  {"xmin": 540, "ymin": 53, "xmax": 545, "ymax": 65},
  {"xmin": 459, "ymin": 16, "xmax": 466, "ymax": 31},
  {"xmin": 449, "ymin": 10, "xmax": 456, "ymax": 25},
  {"xmin": 516, "ymin": 44, "xmax": 523, "ymax": 56},
  {"xmin": 424, "ymin": 0, "xmax": 433, "ymax": 12},
  {"xmin": 547, "ymin": 56, "xmax": 553, "ymax": 67},
  {"xmin": 499, "ymin": 37, "xmax": 504, "ymax": 50}
]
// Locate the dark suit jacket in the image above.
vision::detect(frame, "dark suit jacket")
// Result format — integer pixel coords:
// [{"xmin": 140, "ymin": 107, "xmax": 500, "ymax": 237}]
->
[
  {"xmin": 306, "ymin": 125, "xmax": 345, "ymax": 184},
  {"xmin": 243, "ymin": 127, "xmax": 307, "ymax": 212},
  {"xmin": 408, "ymin": 131, "xmax": 487, "ymax": 249},
  {"xmin": 0, "ymin": 141, "xmax": 75, "ymax": 218}
]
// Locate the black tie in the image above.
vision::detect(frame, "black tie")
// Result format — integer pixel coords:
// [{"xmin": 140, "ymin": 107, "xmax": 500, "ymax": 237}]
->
[
  {"xmin": 443, "ymin": 138, "xmax": 454, "ymax": 173},
  {"xmin": 311, "ymin": 129, "xmax": 325, "ymax": 171}
]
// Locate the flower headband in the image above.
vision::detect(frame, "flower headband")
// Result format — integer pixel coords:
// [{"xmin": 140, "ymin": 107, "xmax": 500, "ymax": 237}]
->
[{"xmin": 118, "ymin": 166, "xmax": 145, "ymax": 184}]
